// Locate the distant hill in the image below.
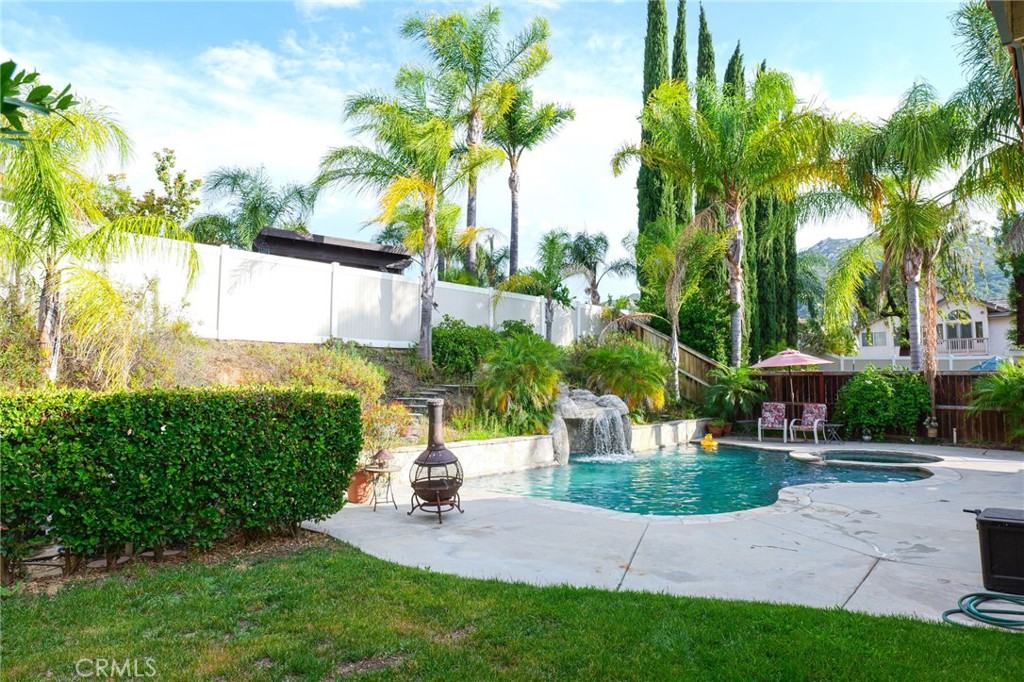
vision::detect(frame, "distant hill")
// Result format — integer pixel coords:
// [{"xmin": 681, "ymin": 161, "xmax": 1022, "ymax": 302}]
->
[{"xmin": 801, "ymin": 235, "xmax": 1009, "ymax": 302}]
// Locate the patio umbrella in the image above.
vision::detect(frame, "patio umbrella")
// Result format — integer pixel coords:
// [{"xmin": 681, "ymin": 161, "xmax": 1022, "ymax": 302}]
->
[{"xmin": 750, "ymin": 349, "xmax": 833, "ymax": 404}]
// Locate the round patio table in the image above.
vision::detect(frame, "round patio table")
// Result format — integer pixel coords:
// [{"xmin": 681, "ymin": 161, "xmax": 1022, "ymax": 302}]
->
[{"xmin": 363, "ymin": 465, "xmax": 401, "ymax": 511}]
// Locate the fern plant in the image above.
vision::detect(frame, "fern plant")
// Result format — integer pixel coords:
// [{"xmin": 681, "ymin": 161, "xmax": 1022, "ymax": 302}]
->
[
  {"xmin": 704, "ymin": 365, "xmax": 767, "ymax": 421},
  {"xmin": 577, "ymin": 335, "xmax": 670, "ymax": 411}
]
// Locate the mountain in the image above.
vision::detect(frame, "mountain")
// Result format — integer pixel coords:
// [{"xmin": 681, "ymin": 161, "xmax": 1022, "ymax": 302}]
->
[{"xmin": 801, "ymin": 235, "xmax": 1009, "ymax": 302}]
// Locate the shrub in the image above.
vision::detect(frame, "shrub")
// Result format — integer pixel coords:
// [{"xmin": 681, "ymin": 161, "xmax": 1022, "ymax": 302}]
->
[
  {"xmin": 969, "ymin": 360, "xmax": 1024, "ymax": 441},
  {"xmin": 0, "ymin": 387, "xmax": 361, "ymax": 573},
  {"xmin": 575, "ymin": 335, "xmax": 670, "ymax": 411},
  {"xmin": 432, "ymin": 315, "xmax": 498, "ymax": 380},
  {"xmin": 477, "ymin": 333, "xmax": 564, "ymax": 433},
  {"xmin": 0, "ymin": 312, "xmax": 43, "ymax": 391},
  {"xmin": 285, "ymin": 343, "xmax": 387, "ymax": 409},
  {"xmin": 361, "ymin": 401, "xmax": 413, "ymax": 463},
  {"xmin": 498, "ymin": 319, "xmax": 539, "ymax": 339},
  {"xmin": 836, "ymin": 366, "xmax": 895, "ymax": 437},
  {"xmin": 704, "ymin": 365, "xmax": 767, "ymax": 420},
  {"xmin": 884, "ymin": 369, "xmax": 932, "ymax": 435}
]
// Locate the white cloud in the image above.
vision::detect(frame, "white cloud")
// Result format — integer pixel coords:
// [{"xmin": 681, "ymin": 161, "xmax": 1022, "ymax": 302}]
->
[{"xmin": 295, "ymin": 0, "xmax": 362, "ymax": 21}]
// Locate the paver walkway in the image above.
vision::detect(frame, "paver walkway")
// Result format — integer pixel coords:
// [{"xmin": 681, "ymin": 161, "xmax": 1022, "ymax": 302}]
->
[{"xmin": 310, "ymin": 442, "xmax": 1024, "ymax": 621}]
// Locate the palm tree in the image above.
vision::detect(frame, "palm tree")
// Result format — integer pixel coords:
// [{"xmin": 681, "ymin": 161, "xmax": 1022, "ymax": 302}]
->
[
  {"xmin": 372, "ymin": 200, "xmax": 482, "ymax": 280},
  {"xmin": 824, "ymin": 83, "xmax": 964, "ymax": 373},
  {"xmin": 0, "ymin": 103, "xmax": 197, "ymax": 381},
  {"xmin": 951, "ymin": 1, "xmax": 1024, "ymax": 339},
  {"xmin": 402, "ymin": 6, "xmax": 551, "ymax": 274},
  {"xmin": 563, "ymin": 231, "xmax": 633, "ymax": 305},
  {"xmin": 495, "ymin": 229, "xmax": 572, "ymax": 342},
  {"xmin": 640, "ymin": 210, "xmax": 725, "ymax": 400},
  {"xmin": 485, "ymin": 86, "xmax": 574, "ymax": 274},
  {"xmin": 188, "ymin": 166, "xmax": 315, "ymax": 249},
  {"xmin": 613, "ymin": 73, "xmax": 841, "ymax": 366},
  {"xmin": 314, "ymin": 67, "xmax": 502, "ymax": 363}
]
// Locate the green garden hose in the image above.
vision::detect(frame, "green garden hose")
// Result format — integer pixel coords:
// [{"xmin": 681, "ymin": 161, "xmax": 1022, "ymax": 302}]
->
[{"xmin": 942, "ymin": 592, "xmax": 1024, "ymax": 629}]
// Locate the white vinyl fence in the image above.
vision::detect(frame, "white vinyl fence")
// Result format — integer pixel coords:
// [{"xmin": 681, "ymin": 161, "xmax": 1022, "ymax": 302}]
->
[{"xmin": 104, "ymin": 238, "xmax": 606, "ymax": 348}]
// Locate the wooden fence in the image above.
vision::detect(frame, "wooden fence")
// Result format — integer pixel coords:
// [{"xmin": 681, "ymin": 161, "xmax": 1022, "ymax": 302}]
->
[{"xmin": 755, "ymin": 371, "xmax": 1014, "ymax": 446}]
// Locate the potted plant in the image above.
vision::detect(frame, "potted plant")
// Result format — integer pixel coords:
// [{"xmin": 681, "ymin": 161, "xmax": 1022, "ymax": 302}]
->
[
  {"xmin": 923, "ymin": 415, "xmax": 939, "ymax": 439},
  {"xmin": 862, "ymin": 429, "xmax": 872, "ymax": 442},
  {"xmin": 707, "ymin": 419, "xmax": 728, "ymax": 437},
  {"xmin": 348, "ymin": 402, "xmax": 413, "ymax": 504},
  {"xmin": 704, "ymin": 365, "xmax": 768, "ymax": 432}
]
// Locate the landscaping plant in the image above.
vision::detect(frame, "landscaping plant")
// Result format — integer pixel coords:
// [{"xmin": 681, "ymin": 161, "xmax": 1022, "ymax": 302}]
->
[
  {"xmin": 431, "ymin": 315, "xmax": 498, "ymax": 380},
  {"xmin": 884, "ymin": 369, "xmax": 933, "ymax": 435},
  {"xmin": 575, "ymin": 334, "xmax": 670, "ymax": 411},
  {"xmin": 835, "ymin": 366, "xmax": 896, "ymax": 438},
  {"xmin": 968, "ymin": 360, "xmax": 1024, "ymax": 441},
  {"xmin": 477, "ymin": 332, "xmax": 564, "ymax": 433},
  {"xmin": 703, "ymin": 365, "xmax": 767, "ymax": 421}
]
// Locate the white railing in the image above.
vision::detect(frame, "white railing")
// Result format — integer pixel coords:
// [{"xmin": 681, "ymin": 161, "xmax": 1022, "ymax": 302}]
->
[
  {"xmin": 938, "ymin": 337, "xmax": 988, "ymax": 355},
  {"xmin": 103, "ymin": 237, "xmax": 606, "ymax": 348}
]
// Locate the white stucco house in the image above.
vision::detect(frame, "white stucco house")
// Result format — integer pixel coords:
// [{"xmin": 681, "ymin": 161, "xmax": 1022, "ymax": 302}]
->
[{"xmin": 835, "ymin": 295, "xmax": 1020, "ymax": 371}]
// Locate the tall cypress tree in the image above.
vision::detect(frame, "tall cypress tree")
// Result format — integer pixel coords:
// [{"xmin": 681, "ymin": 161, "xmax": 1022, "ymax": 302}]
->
[
  {"xmin": 636, "ymin": 0, "xmax": 671, "ymax": 279},
  {"xmin": 670, "ymin": 0, "xmax": 692, "ymax": 229},
  {"xmin": 696, "ymin": 3, "xmax": 715, "ymax": 112},
  {"xmin": 784, "ymin": 210, "xmax": 799, "ymax": 346},
  {"xmin": 723, "ymin": 41, "xmax": 744, "ymax": 95}
]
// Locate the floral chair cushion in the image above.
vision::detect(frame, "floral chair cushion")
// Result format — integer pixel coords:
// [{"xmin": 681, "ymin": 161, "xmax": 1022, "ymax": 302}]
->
[
  {"xmin": 760, "ymin": 402, "xmax": 786, "ymax": 428},
  {"xmin": 797, "ymin": 403, "xmax": 827, "ymax": 428}
]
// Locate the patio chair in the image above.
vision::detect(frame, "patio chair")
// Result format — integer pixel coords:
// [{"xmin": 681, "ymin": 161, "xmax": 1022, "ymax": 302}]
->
[
  {"xmin": 789, "ymin": 403, "xmax": 828, "ymax": 444},
  {"xmin": 758, "ymin": 402, "xmax": 788, "ymax": 443}
]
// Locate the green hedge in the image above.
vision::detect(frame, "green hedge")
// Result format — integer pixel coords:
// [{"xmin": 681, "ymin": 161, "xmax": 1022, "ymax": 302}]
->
[{"xmin": 0, "ymin": 387, "xmax": 361, "ymax": 567}]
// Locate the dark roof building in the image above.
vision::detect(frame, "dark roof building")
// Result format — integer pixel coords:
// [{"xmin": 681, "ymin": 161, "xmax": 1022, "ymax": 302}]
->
[
  {"xmin": 989, "ymin": 0, "xmax": 1024, "ymax": 141},
  {"xmin": 252, "ymin": 228, "xmax": 413, "ymax": 274}
]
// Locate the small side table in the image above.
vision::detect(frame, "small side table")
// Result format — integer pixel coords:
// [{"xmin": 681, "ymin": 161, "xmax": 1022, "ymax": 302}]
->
[
  {"xmin": 824, "ymin": 422, "xmax": 845, "ymax": 445},
  {"xmin": 363, "ymin": 465, "xmax": 401, "ymax": 511}
]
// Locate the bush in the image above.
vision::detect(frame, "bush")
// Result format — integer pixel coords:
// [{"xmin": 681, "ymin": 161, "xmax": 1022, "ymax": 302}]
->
[
  {"xmin": 704, "ymin": 365, "xmax": 767, "ymax": 420},
  {"xmin": 836, "ymin": 366, "xmax": 896, "ymax": 437},
  {"xmin": 969, "ymin": 360, "xmax": 1024, "ymax": 441},
  {"xmin": 286, "ymin": 343, "xmax": 387, "ymax": 409},
  {"xmin": 498, "ymin": 319, "xmax": 539, "ymax": 338},
  {"xmin": 477, "ymin": 333, "xmax": 564, "ymax": 433},
  {"xmin": 432, "ymin": 316, "xmax": 498, "ymax": 380},
  {"xmin": 884, "ymin": 369, "xmax": 932, "ymax": 435},
  {"xmin": 575, "ymin": 335, "xmax": 670, "ymax": 411},
  {"xmin": 0, "ymin": 312, "xmax": 43, "ymax": 391},
  {"xmin": 0, "ymin": 387, "xmax": 361, "ymax": 573}
]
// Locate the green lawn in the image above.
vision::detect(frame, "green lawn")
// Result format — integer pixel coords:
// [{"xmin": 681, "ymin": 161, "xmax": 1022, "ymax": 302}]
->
[{"xmin": 2, "ymin": 538, "xmax": 1020, "ymax": 681}]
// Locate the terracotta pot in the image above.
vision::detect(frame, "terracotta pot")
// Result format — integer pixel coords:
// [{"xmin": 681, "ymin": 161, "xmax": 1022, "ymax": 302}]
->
[
  {"xmin": 926, "ymin": 427, "xmax": 938, "ymax": 439},
  {"xmin": 347, "ymin": 469, "xmax": 374, "ymax": 504},
  {"xmin": 708, "ymin": 425, "xmax": 725, "ymax": 437},
  {"xmin": 723, "ymin": 423, "xmax": 734, "ymax": 436}
]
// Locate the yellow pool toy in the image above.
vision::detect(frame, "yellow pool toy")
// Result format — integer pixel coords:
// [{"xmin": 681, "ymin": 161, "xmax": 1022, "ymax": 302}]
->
[{"xmin": 701, "ymin": 433, "xmax": 718, "ymax": 451}]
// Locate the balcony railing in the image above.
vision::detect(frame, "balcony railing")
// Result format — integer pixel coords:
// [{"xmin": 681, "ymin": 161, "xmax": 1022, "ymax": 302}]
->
[{"xmin": 937, "ymin": 337, "xmax": 988, "ymax": 355}]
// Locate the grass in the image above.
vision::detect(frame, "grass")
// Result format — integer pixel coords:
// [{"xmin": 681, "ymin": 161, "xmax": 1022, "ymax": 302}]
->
[{"xmin": 2, "ymin": 538, "xmax": 1020, "ymax": 681}]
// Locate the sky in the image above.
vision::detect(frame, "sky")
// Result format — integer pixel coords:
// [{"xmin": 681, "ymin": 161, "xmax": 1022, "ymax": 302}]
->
[{"xmin": 3, "ymin": 0, "xmax": 971, "ymax": 299}]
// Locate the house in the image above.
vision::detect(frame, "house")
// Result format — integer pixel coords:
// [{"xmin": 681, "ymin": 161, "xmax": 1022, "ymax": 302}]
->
[
  {"xmin": 836, "ymin": 294, "xmax": 1020, "ymax": 371},
  {"xmin": 252, "ymin": 228, "xmax": 413, "ymax": 274}
]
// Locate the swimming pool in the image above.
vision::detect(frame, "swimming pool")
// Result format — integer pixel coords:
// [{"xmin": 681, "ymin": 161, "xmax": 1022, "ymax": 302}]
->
[{"xmin": 476, "ymin": 444, "xmax": 931, "ymax": 516}]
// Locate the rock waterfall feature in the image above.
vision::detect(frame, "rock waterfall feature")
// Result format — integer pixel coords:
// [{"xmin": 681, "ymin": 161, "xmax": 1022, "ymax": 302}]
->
[{"xmin": 553, "ymin": 388, "xmax": 632, "ymax": 456}]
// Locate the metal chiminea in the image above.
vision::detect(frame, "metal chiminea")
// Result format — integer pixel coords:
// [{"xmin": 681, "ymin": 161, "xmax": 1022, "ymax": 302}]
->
[{"xmin": 408, "ymin": 399, "xmax": 464, "ymax": 524}]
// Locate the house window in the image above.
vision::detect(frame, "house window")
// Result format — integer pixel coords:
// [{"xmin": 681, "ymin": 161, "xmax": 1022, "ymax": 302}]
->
[
  {"xmin": 945, "ymin": 310, "xmax": 974, "ymax": 339},
  {"xmin": 860, "ymin": 331, "xmax": 886, "ymax": 347},
  {"xmin": 976, "ymin": 321, "xmax": 984, "ymax": 339}
]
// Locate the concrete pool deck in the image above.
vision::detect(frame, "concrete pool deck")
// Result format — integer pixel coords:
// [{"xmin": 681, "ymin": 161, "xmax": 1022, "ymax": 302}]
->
[{"xmin": 309, "ymin": 441, "xmax": 1024, "ymax": 622}]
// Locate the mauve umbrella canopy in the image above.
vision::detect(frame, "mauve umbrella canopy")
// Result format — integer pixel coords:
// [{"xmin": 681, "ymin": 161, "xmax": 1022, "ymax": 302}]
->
[
  {"xmin": 751, "ymin": 349, "xmax": 833, "ymax": 404},
  {"xmin": 751, "ymin": 349, "xmax": 833, "ymax": 369}
]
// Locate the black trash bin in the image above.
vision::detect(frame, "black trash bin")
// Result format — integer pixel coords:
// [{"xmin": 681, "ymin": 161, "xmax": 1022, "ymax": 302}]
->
[{"xmin": 966, "ymin": 508, "xmax": 1024, "ymax": 595}]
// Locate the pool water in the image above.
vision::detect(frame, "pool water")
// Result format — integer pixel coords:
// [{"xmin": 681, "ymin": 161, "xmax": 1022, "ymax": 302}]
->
[
  {"xmin": 476, "ymin": 445, "xmax": 930, "ymax": 516},
  {"xmin": 819, "ymin": 450, "xmax": 941, "ymax": 464}
]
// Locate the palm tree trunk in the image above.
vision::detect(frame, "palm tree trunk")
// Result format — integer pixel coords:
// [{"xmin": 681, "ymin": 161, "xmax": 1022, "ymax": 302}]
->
[
  {"xmin": 903, "ymin": 252, "xmax": 924, "ymax": 372},
  {"xmin": 544, "ymin": 298, "xmax": 554, "ymax": 343},
  {"xmin": 725, "ymin": 205, "xmax": 745, "ymax": 367},
  {"xmin": 37, "ymin": 267, "xmax": 62, "ymax": 382},
  {"xmin": 419, "ymin": 203, "xmax": 438, "ymax": 363},
  {"xmin": 465, "ymin": 109, "xmax": 483, "ymax": 276},
  {"xmin": 438, "ymin": 252, "xmax": 447, "ymax": 280},
  {"xmin": 589, "ymin": 273, "xmax": 600, "ymax": 306},
  {"xmin": 922, "ymin": 265, "xmax": 939, "ymax": 408},
  {"xmin": 509, "ymin": 162, "xmax": 520, "ymax": 276},
  {"xmin": 670, "ymin": 311, "xmax": 681, "ymax": 401}
]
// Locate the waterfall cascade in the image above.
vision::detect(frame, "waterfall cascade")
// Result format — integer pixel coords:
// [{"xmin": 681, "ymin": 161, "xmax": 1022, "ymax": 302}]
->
[{"xmin": 554, "ymin": 388, "xmax": 632, "ymax": 455}]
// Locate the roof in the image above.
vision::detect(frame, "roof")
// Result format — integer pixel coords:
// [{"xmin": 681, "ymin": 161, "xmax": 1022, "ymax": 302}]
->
[
  {"xmin": 989, "ymin": 0, "xmax": 1024, "ymax": 141},
  {"xmin": 252, "ymin": 228, "xmax": 414, "ymax": 273}
]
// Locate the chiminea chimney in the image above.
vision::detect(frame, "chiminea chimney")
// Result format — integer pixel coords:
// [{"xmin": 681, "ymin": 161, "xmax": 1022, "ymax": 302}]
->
[{"xmin": 407, "ymin": 399, "xmax": 464, "ymax": 523}]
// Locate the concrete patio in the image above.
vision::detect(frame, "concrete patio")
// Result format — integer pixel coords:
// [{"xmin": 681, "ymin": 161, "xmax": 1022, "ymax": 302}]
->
[{"xmin": 309, "ymin": 441, "xmax": 1024, "ymax": 622}]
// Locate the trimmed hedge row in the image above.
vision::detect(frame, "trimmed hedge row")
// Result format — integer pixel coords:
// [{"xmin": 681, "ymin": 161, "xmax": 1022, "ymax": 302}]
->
[{"xmin": 0, "ymin": 387, "xmax": 361, "ymax": 567}]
